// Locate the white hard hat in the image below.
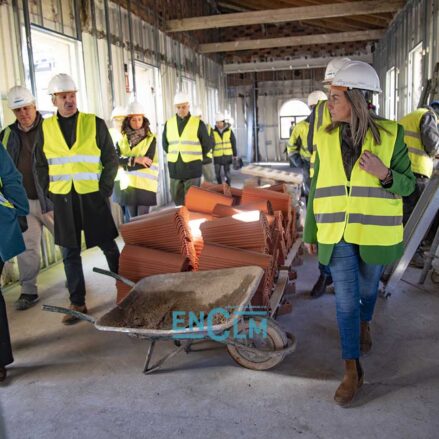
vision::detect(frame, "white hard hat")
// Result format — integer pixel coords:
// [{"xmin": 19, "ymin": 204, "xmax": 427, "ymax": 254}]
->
[
  {"xmin": 7, "ymin": 86, "xmax": 36, "ymax": 110},
  {"xmin": 332, "ymin": 61, "xmax": 382, "ymax": 93},
  {"xmin": 323, "ymin": 57, "xmax": 351, "ymax": 84},
  {"xmin": 126, "ymin": 100, "xmax": 145, "ymax": 116},
  {"xmin": 192, "ymin": 106, "xmax": 202, "ymax": 117},
  {"xmin": 307, "ymin": 90, "xmax": 327, "ymax": 107},
  {"xmin": 48, "ymin": 73, "xmax": 77, "ymax": 94},
  {"xmin": 111, "ymin": 105, "xmax": 127, "ymax": 119},
  {"xmin": 215, "ymin": 112, "xmax": 225, "ymax": 122},
  {"xmin": 173, "ymin": 92, "xmax": 190, "ymax": 105}
]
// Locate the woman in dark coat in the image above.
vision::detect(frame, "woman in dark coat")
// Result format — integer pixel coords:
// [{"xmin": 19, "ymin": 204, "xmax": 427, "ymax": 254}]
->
[
  {"xmin": 117, "ymin": 101, "xmax": 159, "ymax": 219},
  {"xmin": 0, "ymin": 143, "xmax": 29, "ymax": 381}
]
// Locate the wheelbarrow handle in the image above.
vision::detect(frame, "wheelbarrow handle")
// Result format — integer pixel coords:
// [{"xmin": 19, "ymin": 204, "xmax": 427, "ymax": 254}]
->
[
  {"xmin": 42, "ymin": 305, "xmax": 96, "ymax": 324},
  {"xmin": 92, "ymin": 267, "xmax": 136, "ymax": 287}
]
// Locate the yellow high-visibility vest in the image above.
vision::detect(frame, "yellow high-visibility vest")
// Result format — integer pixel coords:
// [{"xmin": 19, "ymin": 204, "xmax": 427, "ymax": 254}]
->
[
  {"xmin": 213, "ymin": 129, "xmax": 233, "ymax": 157},
  {"xmin": 166, "ymin": 116, "xmax": 202, "ymax": 163},
  {"xmin": 399, "ymin": 108, "xmax": 434, "ymax": 178},
  {"xmin": 287, "ymin": 120, "xmax": 310, "ymax": 160},
  {"xmin": 109, "ymin": 127, "xmax": 122, "ymax": 146},
  {"xmin": 310, "ymin": 100, "xmax": 331, "ymax": 178},
  {"xmin": 1, "ymin": 127, "xmax": 12, "ymax": 149},
  {"xmin": 314, "ymin": 119, "xmax": 403, "ymax": 246},
  {"xmin": 118, "ymin": 133, "xmax": 159, "ymax": 193},
  {"xmin": 42, "ymin": 113, "xmax": 102, "ymax": 195}
]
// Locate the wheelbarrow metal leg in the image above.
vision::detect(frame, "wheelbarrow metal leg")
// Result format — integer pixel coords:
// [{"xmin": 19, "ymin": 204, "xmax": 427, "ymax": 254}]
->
[
  {"xmin": 143, "ymin": 340, "xmax": 191, "ymax": 374},
  {"xmin": 143, "ymin": 340, "xmax": 157, "ymax": 373}
]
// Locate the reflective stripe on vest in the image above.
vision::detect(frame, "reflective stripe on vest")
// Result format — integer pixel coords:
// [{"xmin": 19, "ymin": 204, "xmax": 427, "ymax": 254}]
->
[
  {"xmin": 399, "ymin": 108, "xmax": 434, "ymax": 177},
  {"xmin": 310, "ymin": 101, "xmax": 331, "ymax": 178},
  {"xmin": 118, "ymin": 134, "xmax": 159, "ymax": 192},
  {"xmin": 166, "ymin": 116, "xmax": 202, "ymax": 163},
  {"xmin": 0, "ymin": 192, "xmax": 14, "ymax": 208},
  {"xmin": 213, "ymin": 129, "xmax": 233, "ymax": 157},
  {"xmin": 42, "ymin": 113, "xmax": 102, "ymax": 195},
  {"xmin": 313, "ymin": 119, "xmax": 403, "ymax": 246},
  {"xmin": 287, "ymin": 120, "xmax": 310, "ymax": 160}
]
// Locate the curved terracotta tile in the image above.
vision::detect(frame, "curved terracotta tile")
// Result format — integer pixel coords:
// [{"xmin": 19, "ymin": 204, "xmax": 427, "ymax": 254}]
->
[{"xmin": 185, "ymin": 186, "xmax": 233, "ymax": 214}]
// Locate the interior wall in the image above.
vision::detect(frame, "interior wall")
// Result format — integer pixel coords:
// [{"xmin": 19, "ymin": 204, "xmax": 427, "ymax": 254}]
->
[
  {"xmin": 227, "ymin": 79, "xmax": 322, "ymax": 162},
  {"xmin": 374, "ymin": 0, "xmax": 439, "ymax": 119},
  {"xmin": 0, "ymin": 0, "xmax": 226, "ymax": 207}
]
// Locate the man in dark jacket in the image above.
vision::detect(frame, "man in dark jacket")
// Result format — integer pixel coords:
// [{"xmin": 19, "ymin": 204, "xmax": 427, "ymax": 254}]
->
[
  {"xmin": 162, "ymin": 92, "xmax": 212, "ymax": 205},
  {"xmin": 0, "ymin": 86, "xmax": 54, "ymax": 311},
  {"xmin": 35, "ymin": 73, "xmax": 120, "ymax": 325}
]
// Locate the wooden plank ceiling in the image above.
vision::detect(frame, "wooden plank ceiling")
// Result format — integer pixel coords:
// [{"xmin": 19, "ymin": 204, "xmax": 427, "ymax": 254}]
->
[{"xmin": 115, "ymin": 0, "xmax": 405, "ymax": 78}]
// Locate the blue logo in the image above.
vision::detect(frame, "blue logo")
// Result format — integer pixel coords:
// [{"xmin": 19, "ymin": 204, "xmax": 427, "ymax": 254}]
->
[{"xmin": 172, "ymin": 307, "xmax": 268, "ymax": 342}]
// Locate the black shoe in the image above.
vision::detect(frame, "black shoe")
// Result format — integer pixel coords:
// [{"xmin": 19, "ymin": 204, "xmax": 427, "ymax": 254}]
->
[
  {"xmin": 15, "ymin": 294, "xmax": 39, "ymax": 311},
  {"xmin": 310, "ymin": 274, "xmax": 332, "ymax": 298},
  {"xmin": 409, "ymin": 251, "xmax": 425, "ymax": 269}
]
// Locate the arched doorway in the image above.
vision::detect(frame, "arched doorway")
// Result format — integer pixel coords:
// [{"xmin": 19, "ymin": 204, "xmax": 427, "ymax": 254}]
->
[{"xmin": 279, "ymin": 99, "xmax": 310, "ymax": 140}]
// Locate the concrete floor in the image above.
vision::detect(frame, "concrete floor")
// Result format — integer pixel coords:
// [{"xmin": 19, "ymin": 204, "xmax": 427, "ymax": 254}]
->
[{"xmin": 1, "ymin": 239, "xmax": 438, "ymax": 439}]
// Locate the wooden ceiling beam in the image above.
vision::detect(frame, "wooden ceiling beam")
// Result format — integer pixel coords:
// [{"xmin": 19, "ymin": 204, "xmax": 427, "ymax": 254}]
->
[
  {"xmin": 166, "ymin": 0, "xmax": 404, "ymax": 32},
  {"xmin": 278, "ymin": 0, "xmax": 392, "ymax": 26},
  {"xmin": 223, "ymin": 53, "xmax": 373, "ymax": 74},
  {"xmin": 199, "ymin": 29, "xmax": 384, "ymax": 53}
]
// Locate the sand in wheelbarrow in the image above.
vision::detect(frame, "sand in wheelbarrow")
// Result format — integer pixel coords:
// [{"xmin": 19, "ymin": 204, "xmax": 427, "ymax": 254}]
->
[{"xmin": 100, "ymin": 273, "xmax": 256, "ymax": 330}]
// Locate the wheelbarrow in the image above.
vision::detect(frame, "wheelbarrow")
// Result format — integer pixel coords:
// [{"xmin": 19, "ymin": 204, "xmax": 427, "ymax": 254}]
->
[{"xmin": 43, "ymin": 266, "xmax": 296, "ymax": 374}]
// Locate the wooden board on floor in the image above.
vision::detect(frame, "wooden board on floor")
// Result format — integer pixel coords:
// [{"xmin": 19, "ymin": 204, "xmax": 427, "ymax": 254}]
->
[
  {"xmin": 270, "ymin": 270, "xmax": 289, "ymax": 317},
  {"xmin": 280, "ymin": 237, "xmax": 302, "ymax": 271}
]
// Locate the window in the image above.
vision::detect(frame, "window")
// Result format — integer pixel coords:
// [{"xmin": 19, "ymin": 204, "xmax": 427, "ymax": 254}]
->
[
  {"xmin": 385, "ymin": 67, "xmax": 396, "ymax": 120},
  {"xmin": 279, "ymin": 99, "xmax": 310, "ymax": 140},
  {"xmin": 407, "ymin": 43, "xmax": 424, "ymax": 113},
  {"xmin": 26, "ymin": 27, "xmax": 86, "ymax": 116},
  {"xmin": 181, "ymin": 77, "xmax": 197, "ymax": 108},
  {"xmin": 207, "ymin": 87, "xmax": 219, "ymax": 126},
  {"xmin": 134, "ymin": 62, "xmax": 160, "ymax": 134}
]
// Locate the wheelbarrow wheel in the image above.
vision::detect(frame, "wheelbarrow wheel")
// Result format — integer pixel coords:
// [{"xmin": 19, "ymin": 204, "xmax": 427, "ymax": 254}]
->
[{"xmin": 227, "ymin": 317, "xmax": 288, "ymax": 370}]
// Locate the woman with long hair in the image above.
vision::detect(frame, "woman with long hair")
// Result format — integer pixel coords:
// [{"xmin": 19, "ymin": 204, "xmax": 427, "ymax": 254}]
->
[
  {"xmin": 117, "ymin": 101, "xmax": 159, "ymax": 219},
  {"xmin": 304, "ymin": 61, "xmax": 415, "ymax": 406}
]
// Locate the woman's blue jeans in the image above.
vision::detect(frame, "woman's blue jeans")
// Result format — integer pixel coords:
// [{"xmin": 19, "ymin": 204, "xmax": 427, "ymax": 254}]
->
[{"xmin": 328, "ymin": 240, "xmax": 383, "ymax": 359}]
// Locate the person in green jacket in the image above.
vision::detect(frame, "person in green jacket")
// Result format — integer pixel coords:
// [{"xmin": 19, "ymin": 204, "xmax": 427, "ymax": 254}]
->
[{"xmin": 304, "ymin": 61, "xmax": 415, "ymax": 406}]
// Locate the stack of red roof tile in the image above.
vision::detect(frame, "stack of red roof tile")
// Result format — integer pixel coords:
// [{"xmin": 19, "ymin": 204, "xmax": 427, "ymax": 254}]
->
[
  {"xmin": 201, "ymin": 182, "xmax": 243, "ymax": 204},
  {"xmin": 187, "ymin": 211, "xmax": 213, "ymax": 259},
  {"xmin": 116, "ymin": 245, "xmax": 191, "ymax": 303},
  {"xmin": 198, "ymin": 243, "xmax": 274, "ymax": 307},
  {"xmin": 239, "ymin": 200, "xmax": 273, "ymax": 215},
  {"xmin": 266, "ymin": 183, "xmax": 287, "ymax": 193},
  {"xmin": 241, "ymin": 187, "xmax": 291, "ymax": 217},
  {"xmin": 185, "ymin": 186, "xmax": 233, "ymax": 214},
  {"xmin": 200, "ymin": 211, "xmax": 271, "ymax": 254},
  {"xmin": 211, "ymin": 204, "xmax": 242, "ymax": 218},
  {"xmin": 120, "ymin": 207, "xmax": 196, "ymax": 268},
  {"xmin": 117, "ymin": 207, "xmax": 197, "ymax": 302}
]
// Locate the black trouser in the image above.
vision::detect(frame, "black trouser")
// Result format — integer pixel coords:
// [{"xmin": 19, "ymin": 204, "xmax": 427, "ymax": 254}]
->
[
  {"xmin": 0, "ymin": 260, "xmax": 13, "ymax": 367},
  {"xmin": 215, "ymin": 163, "xmax": 231, "ymax": 185},
  {"xmin": 62, "ymin": 240, "xmax": 120, "ymax": 306},
  {"xmin": 403, "ymin": 175, "xmax": 428, "ymax": 225},
  {"xmin": 126, "ymin": 205, "xmax": 150, "ymax": 219}
]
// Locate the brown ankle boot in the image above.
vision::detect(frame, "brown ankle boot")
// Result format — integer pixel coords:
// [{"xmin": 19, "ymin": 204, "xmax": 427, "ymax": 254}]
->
[
  {"xmin": 334, "ymin": 359, "xmax": 364, "ymax": 406},
  {"xmin": 360, "ymin": 321, "xmax": 372, "ymax": 354}
]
